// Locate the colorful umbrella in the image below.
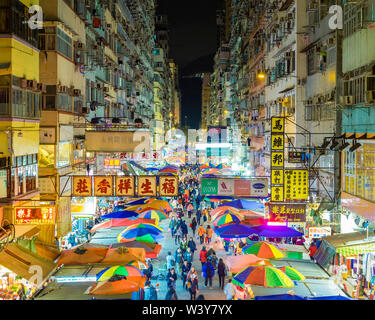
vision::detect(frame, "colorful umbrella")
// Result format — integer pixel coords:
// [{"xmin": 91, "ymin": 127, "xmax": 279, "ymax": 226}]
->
[
  {"xmin": 255, "ymin": 294, "xmax": 306, "ymax": 300},
  {"xmin": 96, "ymin": 265, "xmax": 144, "ymax": 282},
  {"xmin": 212, "ymin": 209, "xmax": 242, "ymax": 221},
  {"xmin": 225, "ymin": 254, "xmax": 273, "ymax": 273},
  {"xmin": 117, "ymin": 228, "xmax": 163, "ymax": 244},
  {"xmin": 215, "ymin": 223, "xmax": 256, "ymax": 238},
  {"xmin": 124, "ymin": 223, "xmax": 163, "ymax": 234},
  {"xmin": 233, "ymin": 266, "xmax": 295, "ymax": 288},
  {"xmin": 89, "ymin": 275, "xmax": 141, "ymax": 295},
  {"xmin": 242, "ymin": 241, "xmax": 284, "ymax": 259},
  {"xmin": 219, "ymin": 199, "xmax": 265, "ymax": 210},
  {"xmin": 90, "ymin": 218, "xmax": 156, "ymax": 233},
  {"xmin": 250, "ymin": 225, "xmax": 304, "ymax": 238},
  {"xmin": 101, "ymin": 210, "xmax": 138, "ymax": 219},
  {"xmin": 210, "ymin": 206, "xmax": 241, "ymax": 216},
  {"xmin": 277, "ymin": 266, "xmax": 306, "ymax": 281},
  {"xmin": 138, "ymin": 209, "xmax": 168, "ymax": 221},
  {"xmin": 213, "ymin": 212, "xmax": 243, "ymax": 226}
]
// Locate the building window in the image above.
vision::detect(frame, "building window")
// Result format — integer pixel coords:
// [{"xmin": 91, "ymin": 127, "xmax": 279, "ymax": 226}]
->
[
  {"xmin": 57, "ymin": 28, "xmax": 73, "ymax": 60},
  {"xmin": 0, "ymin": 87, "xmax": 10, "ymax": 114}
]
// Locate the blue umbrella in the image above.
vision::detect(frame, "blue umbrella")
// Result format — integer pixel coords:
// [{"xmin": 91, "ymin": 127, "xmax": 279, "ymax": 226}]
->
[
  {"xmin": 250, "ymin": 225, "xmax": 304, "ymax": 238},
  {"xmin": 113, "ymin": 205, "xmax": 126, "ymax": 212},
  {"xmin": 101, "ymin": 210, "xmax": 139, "ymax": 219},
  {"xmin": 255, "ymin": 294, "xmax": 306, "ymax": 300},
  {"xmin": 215, "ymin": 223, "xmax": 256, "ymax": 238},
  {"xmin": 219, "ymin": 199, "xmax": 265, "ymax": 210},
  {"xmin": 124, "ymin": 198, "xmax": 149, "ymax": 206}
]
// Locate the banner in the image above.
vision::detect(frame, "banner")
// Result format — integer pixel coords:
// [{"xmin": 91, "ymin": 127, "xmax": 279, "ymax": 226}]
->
[
  {"xmin": 268, "ymin": 203, "xmax": 307, "ymax": 222},
  {"xmin": 15, "ymin": 207, "xmax": 56, "ymax": 225},
  {"xmin": 218, "ymin": 179, "xmax": 234, "ymax": 195},
  {"xmin": 234, "ymin": 180, "xmax": 252, "ymax": 196},
  {"xmin": 201, "ymin": 178, "xmax": 268, "ymax": 197},
  {"xmin": 201, "ymin": 179, "xmax": 219, "ymax": 195}
]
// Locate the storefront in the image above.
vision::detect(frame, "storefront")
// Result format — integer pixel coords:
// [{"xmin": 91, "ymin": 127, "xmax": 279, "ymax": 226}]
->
[{"xmin": 314, "ymin": 231, "xmax": 375, "ymax": 299}]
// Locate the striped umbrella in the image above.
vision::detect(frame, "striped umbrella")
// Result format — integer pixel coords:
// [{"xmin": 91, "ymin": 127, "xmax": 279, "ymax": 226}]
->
[
  {"xmin": 117, "ymin": 227, "xmax": 163, "ymax": 243},
  {"xmin": 242, "ymin": 241, "xmax": 284, "ymax": 259},
  {"xmin": 128, "ymin": 260, "xmax": 148, "ymax": 270},
  {"xmin": 233, "ymin": 266, "xmax": 295, "ymax": 288},
  {"xmin": 124, "ymin": 223, "xmax": 163, "ymax": 234},
  {"xmin": 277, "ymin": 266, "xmax": 306, "ymax": 281},
  {"xmin": 212, "ymin": 209, "xmax": 242, "ymax": 221},
  {"xmin": 96, "ymin": 265, "xmax": 144, "ymax": 281},
  {"xmin": 213, "ymin": 212, "xmax": 243, "ymax": 227},
  {"xmin": 138, "ymin": 209, "xmax": 168, "ymax": 221}
]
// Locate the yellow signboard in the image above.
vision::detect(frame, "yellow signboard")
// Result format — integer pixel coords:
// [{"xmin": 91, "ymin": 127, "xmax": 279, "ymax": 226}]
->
[
  {"xmin": 94, "ymin": 176, "xmax": 114, "ymax": 197},
  {"xmin": 115, "ymin": 176, "xmax": 135, "ymax": 197},
  {"xmin": 271, "ymin": 152, "xmax": 284, "ymax": 167},
  {"xmin": 271, "ymin": 135, "xmax": 284, "ymax": 150},
  {"xmin": 271, "ymin": 169, "xmax": 284, "ymax": 185},
  {"xmin": 72, "ymin": 176, "xmax": 92, "ymax": 197},
  {"xmin": 137, "ymin": 176, "xmax": 157, "ymax": 197},
  {"xmin": 271, "ymin": 186, "xmax": 284, "ymax": 202},
  {"xmin": 271, "ymin": 117, "xmax": 285, "ymax": 133},
  {"xmin": 284, "ymin": 170, "xmax": 308, "ymax": 200}
]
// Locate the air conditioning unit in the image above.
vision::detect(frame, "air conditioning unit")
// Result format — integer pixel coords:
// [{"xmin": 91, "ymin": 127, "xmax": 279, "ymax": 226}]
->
[
  {"xmin": 76, "ymin": 42, "xmax": 86, "ymax": 51},
  {"xmin": 73, "ymin": 89, "xmax": 81, "ymax": 96},
  {"xmin": 366, "ymin": 90, "xmax": 375, "ymax": 102},
  {"xmin": 26, "ymin": 80, "xmax": 35, "ymax": 89},
  {"xmin": 103, "ymin": 87, "xmax": 110, "ymax": 93},
  {"xmin": 343, "ymin": 95, "xmax": 353, "ymax": 105}
]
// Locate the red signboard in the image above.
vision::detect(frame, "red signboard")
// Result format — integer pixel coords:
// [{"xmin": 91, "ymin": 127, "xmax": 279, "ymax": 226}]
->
[
  {"xmin": 15, "ymin": 207, "xmax": 56, "ymax": 225},
  {"xmin": 234, "ymin": 180, "xmax": 251, "ymax": 196},
  {"xmin": 268, "ymin": 203, "xmax": 306, "ymax": 222}
]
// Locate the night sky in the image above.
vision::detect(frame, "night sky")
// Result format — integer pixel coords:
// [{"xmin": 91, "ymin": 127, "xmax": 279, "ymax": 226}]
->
[{"xmin": 157, "ymin": 0, "xmax": 222, "ymax": 129}]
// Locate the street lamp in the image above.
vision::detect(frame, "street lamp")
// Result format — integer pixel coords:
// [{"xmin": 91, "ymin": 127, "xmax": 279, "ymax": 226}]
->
[{"xmin": 257, "ymin": 72, "xmax": 266, "ymax": 80}]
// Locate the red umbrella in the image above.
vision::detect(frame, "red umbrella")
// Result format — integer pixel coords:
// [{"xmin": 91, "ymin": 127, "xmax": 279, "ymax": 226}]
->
[{"xmin": 90, "ymin": 218, "xmax": 155, "ymax": 233}]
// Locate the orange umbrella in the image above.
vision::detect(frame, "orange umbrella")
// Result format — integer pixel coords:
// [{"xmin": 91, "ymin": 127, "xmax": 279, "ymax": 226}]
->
[
  {"xmin": 225, "ymin": 254, "xmax": 273, "ymax": 273},
  {"xmin": 57, "ymin": 246, "xmax": 108, "ymax": 266},
  {"xmin": 89, "ymin": 276, "xmax": 141, "ymax": 295},
  {"xmin": 101, "ymin": 247, "xmax": 146, "ymax": 264}
]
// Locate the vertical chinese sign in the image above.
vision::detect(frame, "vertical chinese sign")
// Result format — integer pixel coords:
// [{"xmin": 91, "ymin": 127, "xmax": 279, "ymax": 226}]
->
[
  {"xmin": 138, "ymin": 176, "xmax": 157, "ymax": 197},
  {"xmin": 284, "ymin": 169, "xmax": 309, "ymax": 201},
  {"xmin": 73, "ymin": 176, "xmax": 92, "ymax": 197},
  {"xmin": 94, "ymin": 176, "xmax": 113, "ymax": 197},
  {"xmin": 270, "ymin": 117, "xmax": 285, "ymax": 202},
  {"xmin": 159, "ymin": 176, "xmax": 178, "ymax": 197},
  {"xmin": 116, "ymin": 176, "xmax": 135, "ymax": 197}
]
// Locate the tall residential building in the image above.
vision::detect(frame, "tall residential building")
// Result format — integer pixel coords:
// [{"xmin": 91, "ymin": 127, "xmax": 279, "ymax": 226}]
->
[
  {"xmin": 169, "ymin": 59, "xmax": 181, "ymax": 127},
  {"xmin": 201, "ymin": 73, "xmax": 211, "ymax": 130}
]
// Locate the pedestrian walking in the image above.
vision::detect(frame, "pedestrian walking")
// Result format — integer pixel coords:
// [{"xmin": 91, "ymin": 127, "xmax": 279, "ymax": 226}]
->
[
  {"xmin": 169, "ymin": 216, "xmax": 177, "ymax": 237},
  {"xmin": 144, "ymin": 280, "xmax": 158, "ymax": 300},
  {"xmin": 184, "ymin": 247, "xmax": 194, "ymax": 264},
  {"xmin": 179, "ymin": 236, "xmax": 188, "ymax": 253},
  {"xmin": 174, "ymin": 224, "xmax": 182, "ymax": 245},
  {"xmin": 191, "ymin": 217, "xmax": 197, "ymax": 236},
  {"xmin": 181, "ymin": 220, "xmax": 188, "ymax": 238},
  {"xmin": 187, "ymin": 273, "xmax": 199, "ymax": 300},
  {"xmin": 206, "ymin": 225, "xmax": 213, "ymax": 244},
  {"xmin": 224, "ymin": 279, "xmax": 236, "ymax": 300},
  {"xmin": 166, "ymin": 251, "xmax": 176, "ymax": 271},
  {"xmin": 198, "ymin": 225, "xmax": 206, "ymax": 245},
  {"xmin": 166, "ymin": 268, "xmax": 177, "ymax": 290},
  {"xmin": 199, "ymin": 246, "xmax": 207, "ymax": 267},
  {"xmin": 202, "ymin": 261, "xmax": 215, "ymax": 288},
  {"xmin": 181, "ymin": 260, "xmax": 190, "ymax": 290},
  {"xmin": 309, "ymin": 242, "xmax": 317, "ymax": 261},
  {"xmin": 187, "ymin": 203, "xmax": 194, "ymax": 218},
  {"xmin": 165, "ymin": 285, "xmax": 178, "ymax": 300},
  {"xmin": 186, "ymin": 266, "xmax": 198, "ymax": 283},
  {"xmin": 196, "ymin": 208, "xmax": 202, "ymax": 226},
  {"xmin": 174, "ymin": 248, "xmax": 184, "ymax": 274},
  {"xmin": 187, "ymin": 237, "xmax": 197, "ymax": 254},
  {"xmin": 217, "ymin": 258, "xmax": 227, "ymax": 290}
]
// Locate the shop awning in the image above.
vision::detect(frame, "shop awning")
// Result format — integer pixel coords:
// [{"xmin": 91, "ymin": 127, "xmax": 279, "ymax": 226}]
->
[
  {"xmin": 336, "ymin": 241, "xmax": 375, "ymax": 257},
  {"xmin": 14, "ymin": 225, "xmax": 40, "ymax": 239},
  {"xmin": 0, "ymin": 243, "xmax": 57, "ymax": 285}
]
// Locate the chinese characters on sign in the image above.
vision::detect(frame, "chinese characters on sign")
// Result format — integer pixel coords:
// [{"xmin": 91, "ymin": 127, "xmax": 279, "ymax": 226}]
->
[
  {"xmin": 138, "ymin": 176, "xmax": 157, "ymax": 197},
  {"xmin": 159, "ymin": 176, "xmax": 178, "ymax": 197},
  {"xmin": 104, "ymin": 159, "xmax": 121, "ymax": 169},
  {"xmin": 284, "ymin": 170, "xmax": 309, "ymax": 200},
  {"xmin": 308, "ymin": 227, "xmax": 331, "ymax": 239},
  {"xmin": 116, "ymin": 176, "xmax": 135, "ymax": 196},
  {"xmin": 73, "ymin": 176, "xmax": 92, "ymax": 197},
  {"xmin": 94, "ymin": 176, "xmax": 113, "ymax": 197},
  {"xmin": 268, "ymin": 203, "xmax": 306, "ymax": 222},
  {"xmin": 270, "ymin": 117, "xmax": 285, "ymax": 202},
  {"xmin": 15, "ymin": 207, "xmax": 56, "ymax": 225},
  {"xmin": 200, "ymin": 178, "xmax": 268, "ymax": 197}
]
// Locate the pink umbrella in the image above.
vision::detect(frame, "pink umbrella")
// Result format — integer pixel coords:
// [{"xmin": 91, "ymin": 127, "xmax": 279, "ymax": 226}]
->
[{"xmin": 225, "ymin": 254, "xmax": 272, "ymax": 273}]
